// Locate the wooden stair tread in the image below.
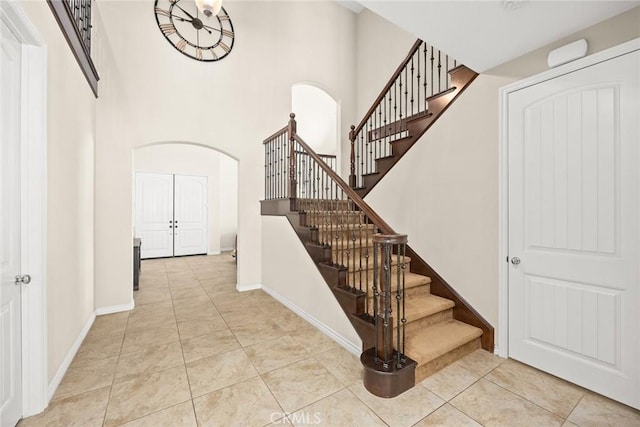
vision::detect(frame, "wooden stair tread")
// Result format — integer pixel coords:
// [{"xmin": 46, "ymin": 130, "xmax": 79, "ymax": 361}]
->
[
  {"xmin": 404, "ymin": 294, "xmax": 454, "ymax": 323},
  {"xmin": 404, "ymin": 319, "xmax": 483, "ymax": 365}
]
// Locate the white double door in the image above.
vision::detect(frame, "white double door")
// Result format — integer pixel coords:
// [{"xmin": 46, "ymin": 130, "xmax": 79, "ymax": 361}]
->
[
  {"xmin": 508, "ymin": 49, "xmax": 639, "ymax": 408},
  {"xmin": 1, "ymin": 19, "xmax": 23, "ymax": 427},
  {"xmin": 135, "ymin": 173, "xmax": 208, "ymax": 259}
]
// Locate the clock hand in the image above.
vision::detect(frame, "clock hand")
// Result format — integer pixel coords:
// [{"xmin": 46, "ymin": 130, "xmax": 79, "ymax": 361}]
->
[
  {"xmin": 174, "ymin": 15, "xmax": 213, "ymax": 34},
  {"xmin": 172, "ymin": 5, "xmax": 213, "ymax": 34},
  {"xmin": 202, "ymin": 24, "xmax": 221, "ymax": 34},
  {"xmin": 173, "ymin": 3, "xmax": 197, "ymax": 21}
]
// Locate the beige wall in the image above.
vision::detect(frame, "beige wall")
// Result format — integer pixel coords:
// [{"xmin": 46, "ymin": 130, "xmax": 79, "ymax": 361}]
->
[
  {"xmin": 342, "ymin": 9, "xmax": 415, "ymax": 177},
  {"xmin": 94, "ymin": 1, "xmax": 358, "ymax": 309},
  {"xmin": 93, "ymin": 1, "xmax": 140, "ymax": 310},
  {"xmin": 133, "ymin": 143, "xmax": 239, "ymax": 253},
  {"xmin": 364, "ymin": 7, "xmax": 640, "ymax": 349},
  {"xmin": 356, "ymin": 9, "xmax": 415, "ymax": 119},
  {"xmin": 261, "ymin": 216, "xmax": 361, "ymax": 350},
  {"xmin": 21, "ymin": 1, "xmax": 97, "ymax": 383}
]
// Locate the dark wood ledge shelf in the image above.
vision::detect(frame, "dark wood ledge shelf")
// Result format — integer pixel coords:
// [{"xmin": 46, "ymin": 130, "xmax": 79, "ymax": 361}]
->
[{"xmin": 48, "ymin": 0, "xmax": 99, "ymax": 97}]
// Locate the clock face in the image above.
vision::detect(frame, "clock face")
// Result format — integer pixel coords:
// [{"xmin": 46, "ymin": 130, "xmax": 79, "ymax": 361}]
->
[{"xmin": 154, "ymin": 0, "xmax": 234, "ymax": 62}]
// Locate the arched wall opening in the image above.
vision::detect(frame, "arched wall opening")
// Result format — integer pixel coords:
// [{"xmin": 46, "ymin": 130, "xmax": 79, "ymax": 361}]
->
[
  {"xmin": 291, "ymin": 83, "xmax": 341, "ymax": 164},
  {"xmin": 133, "ymin": 142, "xmax": 238, "ymax": 256}
]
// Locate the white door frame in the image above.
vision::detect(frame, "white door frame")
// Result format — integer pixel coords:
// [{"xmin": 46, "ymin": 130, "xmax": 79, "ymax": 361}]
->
[
  {"xmin": 0, "ymin": 1, "xmax": 48, "ymax": 416},
  {"xmin": 498, "ymin": 38, "xmax": 640, "ymax": 358}
]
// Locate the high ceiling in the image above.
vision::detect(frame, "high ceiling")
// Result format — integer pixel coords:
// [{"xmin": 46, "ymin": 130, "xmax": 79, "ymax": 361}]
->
[{"xmin": 348, "ymin": 1, "xmax": 639, "ymax": 72}]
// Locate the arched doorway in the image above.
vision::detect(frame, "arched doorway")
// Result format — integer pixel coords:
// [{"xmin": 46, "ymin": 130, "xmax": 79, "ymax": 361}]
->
[
  {"xmin": 291, "ymin": 83, "xmax": 340, "ymax": 161},
  {"xmin": 133, "ymin": 142, "xmax": 238, "ymax": 258}
]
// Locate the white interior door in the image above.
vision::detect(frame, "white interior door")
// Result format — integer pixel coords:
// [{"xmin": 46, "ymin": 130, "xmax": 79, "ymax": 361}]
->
[
  {"xmin": 174, "ymin": 175, "xmax": 208, "ymax": 256},
  {"xmin": 508, "ymin": 51, "xmax": 639, "ymax": 408},
  {"xmin": 135, "ymin": 173, "xmax": 175, "ymax": 259},
  {"xmin": 1, "ymin": 20, "xmax": 23, "ymax": 427}
]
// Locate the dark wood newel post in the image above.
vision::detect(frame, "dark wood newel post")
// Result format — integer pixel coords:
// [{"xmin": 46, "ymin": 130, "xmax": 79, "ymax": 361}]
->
[
  {"xmin": 288, "ymin": 113, "xmax": 297, "ymax": 209},
  {"xmin": 349, "ymin": 125, "xmax": 356, "ymax": 188}
]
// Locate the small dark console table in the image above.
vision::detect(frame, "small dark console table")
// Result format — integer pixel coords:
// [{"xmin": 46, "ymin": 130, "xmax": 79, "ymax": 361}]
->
[{"xmin": 133, "ymin": 238, "xmax": 141, "ymax": 291}]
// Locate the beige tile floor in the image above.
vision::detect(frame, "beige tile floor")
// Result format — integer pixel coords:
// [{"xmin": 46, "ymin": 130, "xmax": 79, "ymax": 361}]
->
[{"xmin": 20, "ymin": 254, "xmax": 640, "ymax": 427}]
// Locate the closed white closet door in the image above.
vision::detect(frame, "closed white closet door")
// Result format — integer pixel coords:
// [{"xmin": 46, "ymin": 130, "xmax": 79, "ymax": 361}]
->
[
  {"xmin": 135, "ymin": 173, "xmax": 175, "ymax": 259},
  {"xmin": 0, "ymin": 19, "xmax": 23, "ymax": 427},
  {"xmin": 174, "ymin": 175, "xmax": 208, "ymax": 256},
  {"xmin": 508, "ymin": 50, "xmax": 639, "ymax": 409}
]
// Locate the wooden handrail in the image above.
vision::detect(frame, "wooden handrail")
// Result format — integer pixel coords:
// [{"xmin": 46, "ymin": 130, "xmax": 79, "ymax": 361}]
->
[
  {"xmin": 294, "ymin": 150, "xmax": 337, "ymax": 159},
  {"xmin": 351, "ymin": 39, "xmax": 423, "ymax": 138},
  {"xmin": 292, "ymin": 133, "xmax": 395, "ymax": 235},
  {"xmin": 263, "ymin": 125, "xmax": 288, "ymax": 144}
]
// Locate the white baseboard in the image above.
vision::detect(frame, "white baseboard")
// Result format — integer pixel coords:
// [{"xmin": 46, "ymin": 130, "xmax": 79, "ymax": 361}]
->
[
  {"xmin": 236, "ymin": 283, "xmax": 262, "ymax": 292},
  {"xmin": 47, "ymin": 312, "xmax": 95, "ymax": 401},
  {"xmin": 261, "ymin": 285, "xmax": 361, "ymax": 357},
  {"xmin": 95, "ymin": 300, "xmax": 135, "ymax": 316},
  {"xmin": 207, "ymin": 251, "xmax": 221, "ymax": 256},
  {"xmin": 220, "ymin": 246, "xmax": 234, "ymax": 252}
]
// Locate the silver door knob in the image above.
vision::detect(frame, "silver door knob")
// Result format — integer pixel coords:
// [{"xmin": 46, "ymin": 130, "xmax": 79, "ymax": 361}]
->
[
  {"xmin": 510, "ymin": 257, "xmax": 521, "ymax": 266},
  {"xmin": 15, "ymin": 274, "xmax": 31, "ymax": 285}
]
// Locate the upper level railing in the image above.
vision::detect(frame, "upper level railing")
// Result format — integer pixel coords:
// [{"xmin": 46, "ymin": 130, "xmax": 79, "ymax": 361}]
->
[
  {"xmin": 264, "ymin": 113, "xmax": 411, "ymax": 373},
  {"xmin": 349, "ymin": 40, "xmax": 459, "ymax": 188},
  {"xmin": 48, "ymin": 0, "xmax": 99, "ymax": 96},
  {"xmin": 67, "ymin": 0, "xmax": 93, "ymax": 55}
]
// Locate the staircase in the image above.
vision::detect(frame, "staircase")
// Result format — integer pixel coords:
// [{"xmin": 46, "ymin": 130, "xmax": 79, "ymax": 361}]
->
[
  {"xmin": 261, "ymin": 39, "xmax": 493, "ymax": 398},
  {"xmin": 308, "ymin": 201, "xmax": 484, "ymax": 383},
  {"xmin": 348, "ymin": 40, "xmax": 477, "ymax": 197}
]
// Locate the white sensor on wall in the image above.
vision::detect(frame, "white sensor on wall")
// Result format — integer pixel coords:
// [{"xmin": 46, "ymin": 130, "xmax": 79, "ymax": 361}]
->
[{"xmin": 547, "ymin": 39, "xmax": 588, "ymax": 68}]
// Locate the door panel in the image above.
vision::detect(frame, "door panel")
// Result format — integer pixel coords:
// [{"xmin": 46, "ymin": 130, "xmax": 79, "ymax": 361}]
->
[
  {"xmin": 174, "ymin": 175, "xmax": 208, "ymax": 256},
  {"xmin": 135, "ymin": 173, "xmax": 174, "ymax": 259},
  {"xmin": 0, "ymin": 19, "xmax": 23, "ymax": 427},
  {"xmin": 508, "ymin": 51, "xmax": 639, "ymax": 408}
]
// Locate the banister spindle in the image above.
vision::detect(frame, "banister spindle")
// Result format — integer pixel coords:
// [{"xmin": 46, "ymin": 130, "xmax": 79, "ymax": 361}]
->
[
  {"xmin": 373, "ymin": 234, "xmax": 407, "ymax": 367},
  {"xmin": 438, "ymin": 51, "xmax": 442, "ymax": 93},
  {"xmin": 288, "ymin": 113, "xmax": 297, "ymax": 208},
  {"xmin": 349, "ymin": 125, "xmax": 356, "ymax": 188},
  {"xmin": 430, "ymin": 45, "xmax": 434, "ymax": 97}
]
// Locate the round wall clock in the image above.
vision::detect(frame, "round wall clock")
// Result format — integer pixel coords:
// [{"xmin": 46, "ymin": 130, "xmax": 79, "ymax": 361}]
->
[{"xmin": 154, "ymin": 0, "xmax": 235, "ymax": 62}]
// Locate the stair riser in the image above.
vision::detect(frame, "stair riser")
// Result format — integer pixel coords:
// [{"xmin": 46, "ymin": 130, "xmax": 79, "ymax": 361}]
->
[
  {"xmin": 331, "ymin": 247, "xmax": 391, "ymax": 265},
  {"xmin": 303, "ymin": 212, "xmax": 367, "ymax": 225},
  {"xmin": 367, "ymin": 296, "xmax": 453, "ymax": 337},
  {"xmin": 414, "ymin": 338, "xmax": 481, "ymax": 383},
  {"xmin": 364, "ymin": 283, "xmax": 431, "ymax": 302},
  {"xmin": 405, "ymin": 309, "xmax": 453, "ymax": 336},
  {"xmin": 296, "ymin": 200, "xmax": 353, "ymax": 211},
  {"xmin": 305, "ymin": 243, "xmax": 332, "ymax": 264},
  {"xmin": 317, "ymin": 228, "xmax": 378, "ymax": 243},
  {"xmin": 345, "ymin": 261, "xmax": 411, "ymax": 276},
  {"xmin": 406, "ymin": 284, "xmax": 431, "ymax": 299}
]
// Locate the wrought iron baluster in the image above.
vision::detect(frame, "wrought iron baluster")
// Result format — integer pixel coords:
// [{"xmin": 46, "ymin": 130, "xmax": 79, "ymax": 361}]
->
[
  {"xmin": 358, "ymin": 211, "xmax": 363, "ymax": 296},
  {"xmin": 372, "ymin": 232, "xmax": 378, "ymax": 356},
  {"xmin": 410, "ymin": 56, "xmax": 415, "ymax": 116},
  {"xmin": 401, "ymin": 242, "xmax": 406, "ymax": 362},
  {"xmin": 438, "ymin": 51, "xmax": 442, "ymax": 93},
  {"xmin": 430, "ymin": 45, "xmax": 434, "ymax": 97},
  {"xmin": 396, "ymin": 246, "xmax": 401, "ymax": 368}
]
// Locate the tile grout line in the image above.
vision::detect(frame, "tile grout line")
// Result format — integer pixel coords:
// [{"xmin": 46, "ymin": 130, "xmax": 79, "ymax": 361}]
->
[
  {"xmin": 564, "ymin": 395, "xmax": 586, "ymax": 426},
  {"xmin": 170, "ymin": 260, "xmax": 200, "ymax": 425},
  {"xmin": 481, "ymin": 360, "xmax": 586, "ymax": 422},
  {"xmin": 481, "ymin": 377, "xmax": 567, "ymax": 422},
  {"xmin": 100, "ymin": 266, "xmax": 164, "ymax": 427}
]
